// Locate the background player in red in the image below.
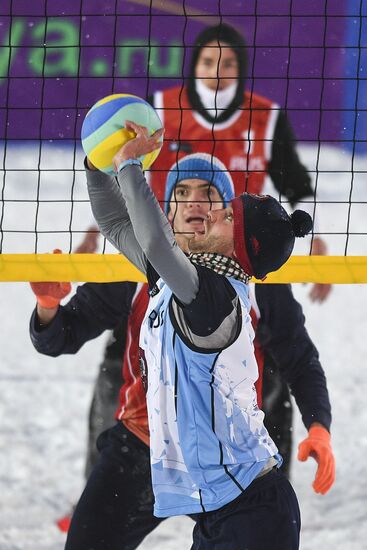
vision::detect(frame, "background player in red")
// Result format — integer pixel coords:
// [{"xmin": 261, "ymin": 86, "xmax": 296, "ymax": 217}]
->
[
  {"xmin": 149, "ymin": 23, "xmax": 330, "ymax": 304},
  {"xmin": 81, "ymin": 23, "xmax": 330, "ymax": 303}
]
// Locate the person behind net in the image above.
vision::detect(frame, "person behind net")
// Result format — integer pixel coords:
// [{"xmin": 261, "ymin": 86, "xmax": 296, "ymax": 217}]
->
[
  {"xmin": 149, "ymin": 22, "xmax": 331, "ymax": 304},
  {"xmin": 30, "ymin": 152, "xmax": 335, "ymax": 546},
  {"xmin": 86, "ymin": 121, "xmax": 317, "ymax": 549}
]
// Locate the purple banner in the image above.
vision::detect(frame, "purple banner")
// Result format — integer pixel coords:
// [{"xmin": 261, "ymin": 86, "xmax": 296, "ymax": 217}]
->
[{"xmin": 0, "ymin": 0, "xmax": 351, "ymax": 144}]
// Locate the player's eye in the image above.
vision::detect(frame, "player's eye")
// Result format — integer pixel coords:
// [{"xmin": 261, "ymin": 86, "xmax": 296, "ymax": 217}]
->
[{"xmin": 224, "ymin": 60, "xmax": 237, "ymax": 69}]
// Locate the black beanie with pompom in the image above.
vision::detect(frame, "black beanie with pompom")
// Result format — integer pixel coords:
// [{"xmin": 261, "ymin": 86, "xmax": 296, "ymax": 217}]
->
[
  {"xmin": 231, "ymin": 193, "xmax": 313, "ymax": 279},
  {"xmin": 290, "ymin": 209, "xmax": 314, "ymax": 237}
]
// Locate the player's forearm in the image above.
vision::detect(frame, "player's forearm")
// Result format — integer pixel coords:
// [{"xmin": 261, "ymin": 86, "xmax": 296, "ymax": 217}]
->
[
  {"xmin": 255, "ymin": 284, "xmax": 332, "ymax": 431},
  {"xmin": 117, "ymin": 164, "xmax": 199, "ymax": 304},
  {"xmin": 85, "ymin": 163, "xmax": 147, "ymax": 274},
  {"xmin": 274, "ymin": 340, "xmax": 332, "ymax": 431},
  {"xmin": 30, "ymin": 284, "xmax": 123, "ymax": 356},
  {"xmin": 289, "ymin": 358, "xmax": 332, "ymax": 431},
  {"xmin": 30, "ymin": 307, "xmax": 70, "ymax": 357}
]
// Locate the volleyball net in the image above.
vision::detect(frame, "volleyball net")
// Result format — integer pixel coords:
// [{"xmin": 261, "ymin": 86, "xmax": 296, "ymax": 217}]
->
[{"xmin": 0, "ymin": 0, "xmax": 366, "ymax": 283}]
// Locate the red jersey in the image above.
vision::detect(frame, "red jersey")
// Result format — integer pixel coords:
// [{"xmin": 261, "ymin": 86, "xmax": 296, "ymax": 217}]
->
[
  {"xmin": 116, "ymin": 283, "xmax": 264, "ymax": 446},
  {"xmin": 116, "ymin": 283, "xmax": 150, "ymax": 446},
  {"xmin": 150, "ymin": 86, "xmax": 279, "ymax": 207}
]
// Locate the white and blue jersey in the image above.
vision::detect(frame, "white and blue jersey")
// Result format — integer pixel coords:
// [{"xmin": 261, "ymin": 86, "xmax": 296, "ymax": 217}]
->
[{"xmin": 140, "ymin": 270, "xmax": 279, "ymax": 518}]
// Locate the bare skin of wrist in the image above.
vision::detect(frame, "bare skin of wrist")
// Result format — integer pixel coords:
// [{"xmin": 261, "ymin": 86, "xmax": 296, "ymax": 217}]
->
[{"xmin": 37, "ymin": 304, "xmax": 59, "ymax": 325}]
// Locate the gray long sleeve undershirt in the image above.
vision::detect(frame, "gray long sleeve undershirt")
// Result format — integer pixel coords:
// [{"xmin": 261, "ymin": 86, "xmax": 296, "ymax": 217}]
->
[{"xmin": 86, "ymin": 164, "xmax": 199, "ymax": 305}]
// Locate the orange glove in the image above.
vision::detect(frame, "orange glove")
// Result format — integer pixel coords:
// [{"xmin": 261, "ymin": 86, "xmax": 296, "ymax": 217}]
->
[
  {"xmin": 298, "ymin": 425, "xmax": 335, "ymax": 495},
  {"xmin": 30, "ymin": 249, "xmax": 71, "ymax": 309}
]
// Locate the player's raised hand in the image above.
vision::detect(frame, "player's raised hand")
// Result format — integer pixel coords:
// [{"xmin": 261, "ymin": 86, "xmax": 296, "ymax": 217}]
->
[
  {"xmin": 112, "ymin": 121, "xmax": 163, "ymax": 172},
  {"xmin": 30, "ymin": 249, "xmax": 71, "ymax": 309},
  {"xmin": 73, "ymin": 226, "xmax": 99, "ymax": 254},
  {"xmin": 309, "ymin": 236, "xmax": 332, "ymax": 303}
]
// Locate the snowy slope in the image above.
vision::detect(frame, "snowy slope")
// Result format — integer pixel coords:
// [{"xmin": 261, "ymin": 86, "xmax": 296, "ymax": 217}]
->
[{"xmin": 0, "ymin": 144, "xmax": 366, "ymax": 549}]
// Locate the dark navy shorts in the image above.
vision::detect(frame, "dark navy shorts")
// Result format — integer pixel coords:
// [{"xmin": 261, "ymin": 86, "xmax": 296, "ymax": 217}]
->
[
  {"xmin": 191, "ymin": 468, "xmax": 300, "ymax": 550},
  {"xmin": 66, "ymin": 422, "xmax": 300, "ymax": 550}
]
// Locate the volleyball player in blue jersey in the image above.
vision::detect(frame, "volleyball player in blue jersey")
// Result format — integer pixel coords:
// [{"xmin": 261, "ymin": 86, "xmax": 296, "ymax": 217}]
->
[{"xmin": 83, "ymin": 121, "xmax": 315, "ymax": 548}]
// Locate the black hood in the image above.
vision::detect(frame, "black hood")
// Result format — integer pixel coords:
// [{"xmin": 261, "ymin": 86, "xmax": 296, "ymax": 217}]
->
[{"xmin": 186, "ymin": 24, "xmax": 247, "ymax": 124}]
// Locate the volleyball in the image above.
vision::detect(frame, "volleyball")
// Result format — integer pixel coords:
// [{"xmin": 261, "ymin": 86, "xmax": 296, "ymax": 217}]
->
[{"xmin": 81, "ymin": 93, "xmax": 163, "ymax": 174}]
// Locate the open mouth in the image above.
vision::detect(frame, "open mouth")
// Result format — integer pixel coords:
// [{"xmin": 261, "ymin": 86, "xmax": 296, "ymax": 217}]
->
[
  {"xmin": 186, "ymin": 216, "xmax": 206, "ymax": 224},
  {"xmin": 185, "ymin": 216, "xmax": 206, "ymax": 234}
]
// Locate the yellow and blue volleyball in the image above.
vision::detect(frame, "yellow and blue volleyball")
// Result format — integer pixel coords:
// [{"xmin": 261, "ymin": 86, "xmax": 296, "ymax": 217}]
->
[{"xmin": 81, "ymin": 93, "xmax": 163, "ymax": 174}]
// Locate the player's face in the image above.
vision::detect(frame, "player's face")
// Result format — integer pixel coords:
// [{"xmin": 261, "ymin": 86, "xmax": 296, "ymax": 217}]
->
[
  {"xmin": 188, "ymin": 206, "xmax": 234, "ymax": 257},
  {"xmin": 195, "ymin": 41, "xmax": 239, "ymax": 91},
  {"xmin": 167, "ymin": 178, "xmax": 224, "ymax": 252}
]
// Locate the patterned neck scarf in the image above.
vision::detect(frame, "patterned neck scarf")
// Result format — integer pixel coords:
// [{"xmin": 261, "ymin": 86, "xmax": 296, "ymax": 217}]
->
[{"xmin": 189, "ymin": 252, "xmax": 251, "ymax": 284}]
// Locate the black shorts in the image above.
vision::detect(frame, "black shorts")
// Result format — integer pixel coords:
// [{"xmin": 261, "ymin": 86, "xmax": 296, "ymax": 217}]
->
[
  {"xmin": 66, "ymin": 422, "xmax": 300, "ymax": 550},
  {"xmin": 191, "ymin": 469, "xmax": 300, "ymax": 550}
]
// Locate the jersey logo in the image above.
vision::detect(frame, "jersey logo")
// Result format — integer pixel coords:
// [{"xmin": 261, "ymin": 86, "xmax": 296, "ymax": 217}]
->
[
  {"xmin": 148, "ymin": 308, "xmax": 165, "ymax": 329},
  {"xmin": 138, "ymin": 347, "xmax": 148, "ymax": 393},
  {"xmin": 149, "ymin": 284, "xmax": 160, "ymax": 297}
]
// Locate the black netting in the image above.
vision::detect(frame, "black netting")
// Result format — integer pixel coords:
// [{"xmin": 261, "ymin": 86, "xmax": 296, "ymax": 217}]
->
[{"xmin": 0, "ymin": 0, "xmax": 366, "ymax": 262}]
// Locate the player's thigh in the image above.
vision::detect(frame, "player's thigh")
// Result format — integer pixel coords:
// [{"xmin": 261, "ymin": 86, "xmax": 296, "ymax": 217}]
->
[{"xmin": 66, "ymin": 423, "xmax": 159, "ymax": 550}]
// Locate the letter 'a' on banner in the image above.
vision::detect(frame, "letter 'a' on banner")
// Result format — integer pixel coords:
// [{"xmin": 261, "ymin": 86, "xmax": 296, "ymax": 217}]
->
[{"xmin": 0, "ymin": 255, "xmax": 367, "ymax": 284}]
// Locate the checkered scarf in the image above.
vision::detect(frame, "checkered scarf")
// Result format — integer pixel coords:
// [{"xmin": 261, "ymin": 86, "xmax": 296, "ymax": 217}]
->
[{"xmin": 188, "ymin": 252, "xmax": 251, "ymax": 284}]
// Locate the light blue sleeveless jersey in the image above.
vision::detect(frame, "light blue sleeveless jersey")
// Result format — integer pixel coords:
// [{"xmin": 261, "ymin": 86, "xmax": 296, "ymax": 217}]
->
[{"xmin": 139, "ymin": 276, "xmax": 279, "ymax": 518}]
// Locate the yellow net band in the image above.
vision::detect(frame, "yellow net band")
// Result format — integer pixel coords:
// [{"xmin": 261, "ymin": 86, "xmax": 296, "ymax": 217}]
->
[
  {"xmin": 1, "ymin": 254, "xmax": 367, "ymax": 284},
  {"xmin": 0, "ymin": 254, "xmax": 146, "ymax": 283}
]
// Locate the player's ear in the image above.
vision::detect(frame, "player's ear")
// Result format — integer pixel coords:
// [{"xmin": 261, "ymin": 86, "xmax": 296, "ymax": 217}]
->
[{"xmin": 167, "ymin": 207, "xmax": 173, "ymax": 223}]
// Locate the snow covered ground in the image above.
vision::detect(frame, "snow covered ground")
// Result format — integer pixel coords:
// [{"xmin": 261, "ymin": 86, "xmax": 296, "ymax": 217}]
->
[{"xmin": 0, "ymin": 144, "xmax": 367, "ymax": 549}]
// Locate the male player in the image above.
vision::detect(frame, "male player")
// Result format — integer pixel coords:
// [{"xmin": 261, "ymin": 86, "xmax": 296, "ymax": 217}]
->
[{"xmin": 79, "ymin": 123, "xmax": 315, "ymax": 548}]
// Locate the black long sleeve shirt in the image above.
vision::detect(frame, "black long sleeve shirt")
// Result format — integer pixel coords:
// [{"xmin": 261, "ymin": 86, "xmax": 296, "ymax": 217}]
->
[{"xmin": 30, "ymin": 281, "xmax": 331, "ymax": 432}]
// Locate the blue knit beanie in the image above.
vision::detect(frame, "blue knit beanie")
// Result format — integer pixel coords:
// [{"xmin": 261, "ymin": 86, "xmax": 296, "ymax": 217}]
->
[{"xmin": 164, "ymin": 153, "xmax": 235, "ymax": 213}]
